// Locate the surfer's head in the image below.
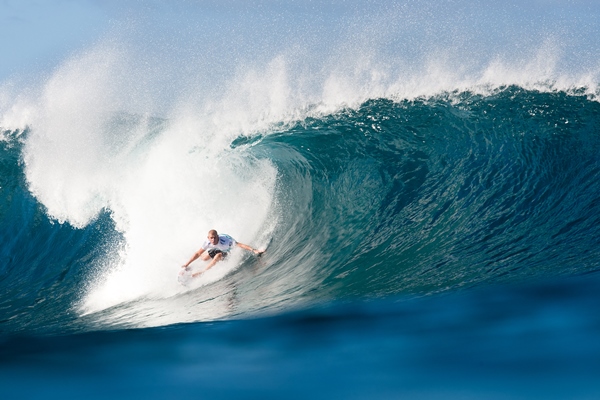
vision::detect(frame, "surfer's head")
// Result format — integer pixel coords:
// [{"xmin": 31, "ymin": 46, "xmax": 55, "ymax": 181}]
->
[{"xmin": 207, "ymin": 229, "xmax": 219, "ymax": 245}]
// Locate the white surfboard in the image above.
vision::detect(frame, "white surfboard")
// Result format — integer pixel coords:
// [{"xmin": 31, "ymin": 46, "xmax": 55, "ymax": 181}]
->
[{"xmin": 177, "ymin": 268, "xmax": 193, "ymax": 285}]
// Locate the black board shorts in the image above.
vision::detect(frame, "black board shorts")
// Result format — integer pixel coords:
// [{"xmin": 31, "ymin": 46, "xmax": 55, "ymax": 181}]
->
[{"xmin": 208, "ymin": 249, "xmax": 228, "ymax": 259}]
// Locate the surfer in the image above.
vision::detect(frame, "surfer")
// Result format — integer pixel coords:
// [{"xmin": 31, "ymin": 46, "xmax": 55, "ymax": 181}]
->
[{"xmin": 182, "ymin": 229, "xmax": 264, "ymax": 277}]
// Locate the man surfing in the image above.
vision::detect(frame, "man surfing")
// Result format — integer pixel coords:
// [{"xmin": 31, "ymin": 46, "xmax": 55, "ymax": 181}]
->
[{"xmin": 181, "ymin": 229, "xmax": 264, "ymax": 278}]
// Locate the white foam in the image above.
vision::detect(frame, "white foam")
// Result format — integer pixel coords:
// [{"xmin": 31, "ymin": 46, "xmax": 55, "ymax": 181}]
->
[{"xmin": 0, "ymin": 43, "xmax": 278, "ymax": 315}]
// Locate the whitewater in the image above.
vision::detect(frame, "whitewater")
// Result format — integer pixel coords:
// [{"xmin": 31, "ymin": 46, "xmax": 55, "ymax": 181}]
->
[{"xmin": 1, "ymin": 1, "xmax": 600, "ymax": 398}]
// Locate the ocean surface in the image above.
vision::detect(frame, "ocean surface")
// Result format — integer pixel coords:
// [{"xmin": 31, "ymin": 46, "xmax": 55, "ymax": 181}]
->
[{"xmin": 1, "ymin": 1, "xmax": 600, "ymax": 398}]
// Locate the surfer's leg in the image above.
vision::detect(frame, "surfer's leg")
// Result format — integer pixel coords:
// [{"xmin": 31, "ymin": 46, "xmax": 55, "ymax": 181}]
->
[
  {"xmin": 204, "ymin": 252, "xmax": 223, "ymax": 271},
  {"xmin": 192, "ymin": 252, "xmax": 223, "ymax": 277}
]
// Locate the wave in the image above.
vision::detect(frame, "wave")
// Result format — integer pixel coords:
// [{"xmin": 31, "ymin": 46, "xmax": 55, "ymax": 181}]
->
[
  {"xmin": 1, "ymin": 0, "xmax": 600, "ymax": 334},
  {"xmin": 1, "ymin": 84, "xmax": 600, "ymax": 334}
]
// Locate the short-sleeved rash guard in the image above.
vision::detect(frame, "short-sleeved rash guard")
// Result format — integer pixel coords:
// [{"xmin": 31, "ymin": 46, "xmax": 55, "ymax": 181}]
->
[{"xmin": 202, "ymin": 234, "xmax": 237, "ymax": 253}]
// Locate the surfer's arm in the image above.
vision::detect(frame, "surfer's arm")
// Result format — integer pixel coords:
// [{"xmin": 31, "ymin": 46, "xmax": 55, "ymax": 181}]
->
[
  {"xmin": 236, "ymin": 242, "xmax": 263, "ymax": 255},
  {"xmin": 183, "ymin": 248, "xmax": 205, "ymax": 269}
]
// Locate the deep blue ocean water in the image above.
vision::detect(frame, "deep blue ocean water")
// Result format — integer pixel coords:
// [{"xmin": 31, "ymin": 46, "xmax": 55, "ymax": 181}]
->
[{"xmin": 2, "ymin": 1, "xmax": 600, "ymax": 398}]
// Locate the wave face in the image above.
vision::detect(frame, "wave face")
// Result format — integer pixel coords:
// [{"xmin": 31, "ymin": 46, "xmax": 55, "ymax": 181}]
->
[{"xmin": 261, "ymin": 88, "xmax": 600, "ymax": 299}]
